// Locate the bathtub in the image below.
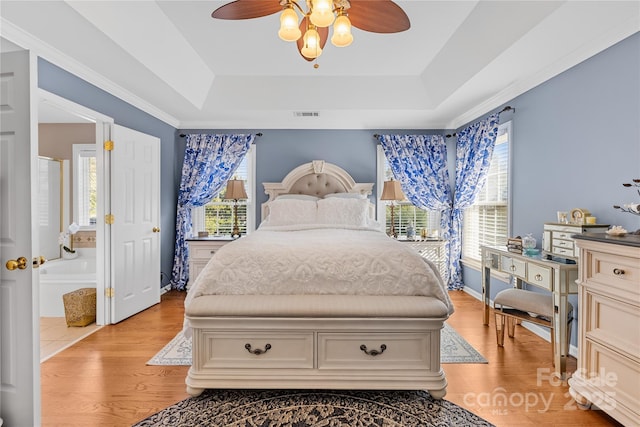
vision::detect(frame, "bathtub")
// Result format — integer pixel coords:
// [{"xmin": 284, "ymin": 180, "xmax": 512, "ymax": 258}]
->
[{"xmin": 40, "ymin": 256, "xmax": 96, "ymax": 317}]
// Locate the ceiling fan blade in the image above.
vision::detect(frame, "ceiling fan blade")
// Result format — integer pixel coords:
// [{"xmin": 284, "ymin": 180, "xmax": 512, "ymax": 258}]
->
[
  {"xmin": 347, "ymin": 0, "xmax": 410, "ymax": 33},
  {"xmin": 296, "ymin": 16, "xmax": 329, "ymax": 61},
  {"xmin": 212, "ymin": 0, "xmax": 282, "ymax": 20}
]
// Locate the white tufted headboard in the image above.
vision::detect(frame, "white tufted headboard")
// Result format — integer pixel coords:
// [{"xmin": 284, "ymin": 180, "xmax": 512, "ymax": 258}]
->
[{"xmin": 261, "ymin": 160, "xmax": 374, "ymax": 220}]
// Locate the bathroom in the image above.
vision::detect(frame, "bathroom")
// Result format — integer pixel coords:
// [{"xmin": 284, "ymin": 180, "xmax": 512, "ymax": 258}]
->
[{"xmin": 38, "ymin": 108, "xmax": 99, "ymax": 358}]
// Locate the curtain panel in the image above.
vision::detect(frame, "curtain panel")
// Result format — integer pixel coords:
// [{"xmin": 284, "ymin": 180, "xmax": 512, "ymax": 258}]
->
[
  {"xmin": 170, "ymin": 133, "xmax": 255, "ymax": 290},
  {"xmin": 449, "ymin": 113, "xmax": 500, "ymax": 290},
  {"xmin": 377, "ymin": 134, "xmax": 453, "ymax": 285}
]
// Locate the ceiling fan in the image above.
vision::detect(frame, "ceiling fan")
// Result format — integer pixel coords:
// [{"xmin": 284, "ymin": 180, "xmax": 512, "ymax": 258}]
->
[{"xmin": 212, "ymin": 0, "xmax": 410, "ymax": 62}]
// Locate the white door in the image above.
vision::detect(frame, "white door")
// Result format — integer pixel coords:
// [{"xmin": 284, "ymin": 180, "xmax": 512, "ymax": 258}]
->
[
  {"xmin": 109, "ymin": 125, "xmax": 160, "ymax": 323},
  {"xmin": 0, "ymin": 51, "xmax": 40, "ymax": 425}
]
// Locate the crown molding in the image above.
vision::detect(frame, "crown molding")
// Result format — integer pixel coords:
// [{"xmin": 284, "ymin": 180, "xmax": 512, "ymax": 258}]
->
[
  {"xmin": 0, "ymin": 18, "xmax": 180, "ymax": 128},
  {"xmin": 447, "ymin": 18, "xmax": 640, "ymax": 130}
]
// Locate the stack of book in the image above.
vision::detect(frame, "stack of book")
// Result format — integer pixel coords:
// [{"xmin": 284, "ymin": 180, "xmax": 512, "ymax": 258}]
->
[{"xmin": 507, "ymin": 237, "xmax": 522, "ymax": 254}]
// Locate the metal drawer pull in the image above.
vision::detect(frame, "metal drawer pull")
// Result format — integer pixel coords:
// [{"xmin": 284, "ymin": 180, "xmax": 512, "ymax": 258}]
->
[
  {"xmin": 245, "ymin": 343, "xmax": 271, "ymax": 355},
  {"xmin": 360, "ymin": 344, "xmax": 387, "ymax": 356},
  {"xmin": 613, "ymin": 268, "xmax": 625, "ymax": 276},
  {"xmin": 210, "ymin": 250, "xmax": 216, "ymax": 254},
  {"xmin": 509, "ymin": 265, "xmax": 516, "ymax": 272},
  {"xmin": 535, "ymin": 274, "xmax": 543, "ymax": 281}
]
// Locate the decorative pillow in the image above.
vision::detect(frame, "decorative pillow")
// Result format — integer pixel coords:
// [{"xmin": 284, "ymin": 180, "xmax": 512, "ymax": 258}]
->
[
  {"xmin": 266, "ymin": 198, "xmax": 318, "ymax": 226},
  {"xmin": 323, "ymin": 192, "xmax": 367, "ymax": 199},
  {"xmin": 276, "ymin": 194, "xmax": 321, "ymax": 201},
  {"xmin": 317, "ymin": 197, "xmax": 369, "ymax": 227}
]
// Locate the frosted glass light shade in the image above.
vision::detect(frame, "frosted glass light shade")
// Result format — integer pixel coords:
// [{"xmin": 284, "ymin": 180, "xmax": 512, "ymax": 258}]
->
[
  {"xmin": 310, "ymin": 0, "xmax": 335, "ymax": 27},
  {"xmin": 278, "ymin": 8, "xmax": 301, "ymax": 41},
  {"xmin": 301, "ymin": 28, "xmax": 322, "ymax": 59},
  {"xmin": 331, "ymin": 15, "xmax": 353, "ymax": 47}
]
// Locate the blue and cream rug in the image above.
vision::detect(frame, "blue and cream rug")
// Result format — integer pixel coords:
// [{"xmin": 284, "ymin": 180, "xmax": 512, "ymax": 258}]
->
[
  {"xmin": 147, "ymin": 323, "xmax": 487, "ymax": 365},
  {"xmin": 133, "ymin": 389, "xmax": 495, "ymax": 426}
]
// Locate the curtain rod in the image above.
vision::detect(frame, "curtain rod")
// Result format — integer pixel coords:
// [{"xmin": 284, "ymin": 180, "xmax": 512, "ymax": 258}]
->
[
  {"xmin": 374, "ymin": 105, "xmax": 515, "ymax": 140},
  {"xmin": 179, "ymin": 132, "xmax": 263, "ymax": 138}
]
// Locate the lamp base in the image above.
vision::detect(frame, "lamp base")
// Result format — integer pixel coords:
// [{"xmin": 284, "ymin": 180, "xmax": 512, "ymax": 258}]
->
[{"xmin": 231, "ymin": 226, "xmax": 241, "ymax": 239}]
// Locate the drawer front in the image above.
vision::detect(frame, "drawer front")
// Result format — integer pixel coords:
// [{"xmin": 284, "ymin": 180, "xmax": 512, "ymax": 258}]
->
[
  {"xmin": 552, "ymin": 238, "xmax": 574, "ymax": 251},
  {"xmin": 587, "ymin": 251, "xmax": 640, "ymax": 290},
  {"xmin": 500, "ymin": 256, "xmax": 526, "ymax": 279},
  {"xmin": 584, "ymin": 339, "xmax": 640, "ymax": 415},
  {"xmin": 199, "ymin": 331, "xmax": 314, "ymax": 369},
  {"xmin": 554, "ymin": 231, "xmax": 574, "ymax": 240},
  {"xmin": 552, "ymin": 246, "xmax": 575, "ymax": 258},
  {"xmin": 585, "ymin": 292, "xmax": 640, "ymax": 359},
  {"xmin": 317, "ymin": 333, "xmax": 433, "ymax": 370},
  {"xmin": 527, "ymin": 264, "xmax": 552, "ymax": 291},
  {"xmin": 190, "ymin": 242, "xmax": 228, "ymax": 260}
]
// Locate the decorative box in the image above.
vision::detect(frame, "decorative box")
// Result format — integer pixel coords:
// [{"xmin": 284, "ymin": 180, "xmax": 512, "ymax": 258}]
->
[
  {"xmin": 62, "ymin": 288, "xmax": 97, "ymax": 327},
  {"xmin": 507, "ymin": 237, "xmax": 523, "ymax": 254}
]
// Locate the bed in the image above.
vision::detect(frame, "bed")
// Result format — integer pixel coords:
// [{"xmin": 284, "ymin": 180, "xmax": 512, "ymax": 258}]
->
[{"xmin": 184, "ymin": 160, "xmax": 453, "ymax": 398}]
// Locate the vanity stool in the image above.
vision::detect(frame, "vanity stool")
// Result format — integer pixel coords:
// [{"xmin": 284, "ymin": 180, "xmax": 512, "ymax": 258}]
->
[{"xmin": 494, "ymin": 288, "xmax": 573, "ymax": 363}]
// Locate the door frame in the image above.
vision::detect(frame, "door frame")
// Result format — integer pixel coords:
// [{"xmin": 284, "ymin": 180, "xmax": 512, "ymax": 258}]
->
[{"xmin": 38, "ymin": 89, "xmax": 114, "ymax": 325}]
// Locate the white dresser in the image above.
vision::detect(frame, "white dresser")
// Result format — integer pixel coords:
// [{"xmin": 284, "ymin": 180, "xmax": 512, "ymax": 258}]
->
[
  {"xmin": 542, "ymin": 223, "xmax": 609, "ymax": 261},
  {"xmin": 569, "ymin": 233, "xmax": 640, "ymax": 426},
  {"xmin": 401, "ymin": 239, "xmax": 448, "ymax": 283},
  {"xmin": 186, "ymin": 238, "xmax": 233, "ymax": 290}
]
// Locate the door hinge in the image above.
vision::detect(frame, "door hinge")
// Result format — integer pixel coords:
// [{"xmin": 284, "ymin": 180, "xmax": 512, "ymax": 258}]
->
[
  {"xmin": 105, "ymin": 288, "xmax": 115, "ymax": 298},
  {"xmin": 104, "ymin": 140, "xmax": 114, "ymax": 151},
  {"xmin": 105, "ymin": 214, "xmax": 115, "ymax": 224}
]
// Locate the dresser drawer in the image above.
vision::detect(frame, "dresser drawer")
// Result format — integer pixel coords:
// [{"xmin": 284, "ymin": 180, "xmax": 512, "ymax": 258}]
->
[
  {"xmin": 199, "ymin": 331, "xmax": 314, "ymax": 369},
  {"xmin": 586, "ymin": 250, "xmax": 640, "ymax": 290},
  {"xmin": 552, "ymin": 246, "xmax": 575, "ymax": 258},
  {"xmin": 317, "ymin": 333, "xmax": 433, "ymax": 370},
  {"xmin": 585, "ymin": 292, "xmax": 640, "ymax": 359},
  {"xmin": 190, "ymin": 242, "xmax": 228, "ymax": 260},
  {"xmin": 583, "ymin": 338, "xmax": 640, "ymax": 416},
  {"xmin": 500, "ymin": 256, "xmax": 527, "ymax": 279},
  {"xmin": 527, "ymin": 264, "xmax": 552, "ymax": 291}
]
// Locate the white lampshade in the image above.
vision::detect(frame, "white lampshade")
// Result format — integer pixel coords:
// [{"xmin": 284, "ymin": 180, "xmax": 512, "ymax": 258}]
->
[
  {"xmin": 278, "ymin": 8, "xmax": 301, "ymax": 42},
  {"xmin": 331, "ymin": 14, "xmax": 353, "ymax": 47},
  {"xmin": 309, "ymin": 0, "xmax": 335, "ymax": 27},
  {"xmin": 301, "ymin": 27, "xmax": 323, "ymax": 59}
]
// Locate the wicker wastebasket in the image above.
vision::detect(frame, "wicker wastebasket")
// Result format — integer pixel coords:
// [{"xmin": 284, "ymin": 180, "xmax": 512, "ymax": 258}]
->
[{"xmin": 62, "ymin": 288, "xmax": 96, "ymax": 327}]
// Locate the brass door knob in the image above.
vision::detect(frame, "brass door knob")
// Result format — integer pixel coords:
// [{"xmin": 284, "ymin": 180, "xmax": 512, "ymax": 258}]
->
[
  {"xmin": 152, "ymin": 227, "xmax": 160, "ymax": 233},
  {"xmin": 6, "ymin": 257, "xmax": 28, "ymax": 271},
  {"xmin": 33, "ymin": 256, "xmax": 46, "ymax": 268}
]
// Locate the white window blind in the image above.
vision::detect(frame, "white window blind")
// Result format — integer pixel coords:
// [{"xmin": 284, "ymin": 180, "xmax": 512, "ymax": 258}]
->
[
  {"xmin": 191, "ymin": 146, "xmax": 255, "ymax": 237},
  {"xmin": 462, "ymin": 121, "xmax": 511, "ymax": 261}
]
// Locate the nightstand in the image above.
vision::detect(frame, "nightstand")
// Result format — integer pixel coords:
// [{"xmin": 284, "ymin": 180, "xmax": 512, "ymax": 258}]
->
[
  {"xmin": 186, "ymin": 237, "xmax": 233, "ymax": 290},
  {"xmin": 401, "ymin": 239, "xmax": 448, "ymax": 283}
]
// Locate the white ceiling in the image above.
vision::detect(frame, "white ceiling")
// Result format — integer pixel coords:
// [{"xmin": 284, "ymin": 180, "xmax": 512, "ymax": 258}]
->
[{"xmin": 1, "ymin": 1, "xmax": 638, "ymax": 129}]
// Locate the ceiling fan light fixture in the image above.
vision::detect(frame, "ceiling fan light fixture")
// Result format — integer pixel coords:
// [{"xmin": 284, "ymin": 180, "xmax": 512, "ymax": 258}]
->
[
  {"xmin": 309, "ymin": 0, "xmax": 335, "ymax": 28},
  {"xmin": 331, "ymin": 14, "xmax": 352, "ymax": 47},
  {"xmin": 278, "ymin": 7, "xmax": 302, "ymax": 41},
  {"xmin": 301, "ymin": 26, "xmax": 323, "ymax": 59}
]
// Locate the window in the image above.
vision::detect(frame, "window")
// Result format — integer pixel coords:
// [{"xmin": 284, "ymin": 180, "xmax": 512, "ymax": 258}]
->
[
  {"xmin": 73, "ymin": 144, "xmax": 97, "ymax": 229},
  {"xmin": 462, "ymin": 121, "xmax": 511, "ymax": 262},
  {"xmin": 191, "ymin": 146, "xmax": 255, "ymax": 236},
  {"xmin": 376, "ymin": 146, "xmax": 441, "ymax": 238}
]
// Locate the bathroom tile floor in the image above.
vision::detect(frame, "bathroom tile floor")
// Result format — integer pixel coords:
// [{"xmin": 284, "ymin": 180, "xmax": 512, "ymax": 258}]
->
[{"xmin": 40, "ymin": 317, "xmax": 102, "ymax": 362}]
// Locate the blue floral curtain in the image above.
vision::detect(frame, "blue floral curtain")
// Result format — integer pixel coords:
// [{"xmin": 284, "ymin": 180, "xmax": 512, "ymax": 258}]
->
[
  {"xmin": 449, "ymin": 113, "xmax": 500, "ymax": 290},
  {"xmin": 377, "ymin": 134, "xmax": 453, "ymax": 284},
  {"xmin": 170, "ymin": 133, "xmax": 255, "ymax": 290}
]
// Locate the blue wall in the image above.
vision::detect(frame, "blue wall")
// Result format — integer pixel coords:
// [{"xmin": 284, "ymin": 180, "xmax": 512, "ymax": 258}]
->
[
  {"xmin": 38, "ymin": 59, "xmax": 180, "ymax": 284},
  {"xmin": 461, "ymin": 32, "xmax": 640, "ymax": 300},
  {"xmin": 38, "ymin": 31, "xmax": 639, "ymax": 299}
]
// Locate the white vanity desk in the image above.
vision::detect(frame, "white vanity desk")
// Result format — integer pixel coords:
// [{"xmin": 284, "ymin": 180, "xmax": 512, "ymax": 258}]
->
[{"xmin": 481, "ymin": 245, "xmax": 578, "ymax": 378}]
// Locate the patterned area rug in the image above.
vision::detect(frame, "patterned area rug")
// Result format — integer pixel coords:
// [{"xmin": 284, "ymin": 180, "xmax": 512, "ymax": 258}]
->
[
  {"xmin": 132, "ymin": 389, "xmax": 495, "ymax": 427},
  {"xmin": 146, "ymin": 323, "xmax": 487, "ymax": 365}
]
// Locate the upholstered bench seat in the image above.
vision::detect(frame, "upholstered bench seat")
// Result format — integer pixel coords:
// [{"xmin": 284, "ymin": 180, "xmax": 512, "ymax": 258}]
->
[{"xmin": 494, "ymin": 288, "xmax": 573, "ymax": 364}]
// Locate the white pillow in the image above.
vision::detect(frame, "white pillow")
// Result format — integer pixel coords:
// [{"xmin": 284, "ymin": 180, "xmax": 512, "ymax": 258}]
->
[
  {"xmin": 266, "ymin": 198, "xmax": 318, "ymax": 226},
  {"xmin": 276, "ymin": 194, "xmax": 321, "ymax": 201},
  {"xmin": 323, "ymin": 192, "xmax": 367, "ymax": 199},
  {"xmin": 317, "ymin": 197, "xmax": 369, "ymax": 227}
]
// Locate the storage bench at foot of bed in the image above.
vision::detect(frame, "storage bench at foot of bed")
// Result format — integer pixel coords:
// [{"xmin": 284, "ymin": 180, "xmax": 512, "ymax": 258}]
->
[{"xmin": 185, "ymin": 295, "xmax": 449, "ymax": 399}]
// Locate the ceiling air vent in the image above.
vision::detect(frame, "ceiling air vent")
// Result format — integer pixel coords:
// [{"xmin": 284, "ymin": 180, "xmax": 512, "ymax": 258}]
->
[{"xmin": 294, "ymin": 111, "xmax": 320, "ymax": 117}]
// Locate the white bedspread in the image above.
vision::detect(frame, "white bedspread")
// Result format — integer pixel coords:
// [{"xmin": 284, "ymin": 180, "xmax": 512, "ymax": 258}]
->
[{"xmin": 185, "ymin": 226, "xmax": 453, "ymax": 315}]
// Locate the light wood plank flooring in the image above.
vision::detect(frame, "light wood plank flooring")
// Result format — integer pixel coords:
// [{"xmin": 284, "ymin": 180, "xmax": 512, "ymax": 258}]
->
[{"xmin": 41, "ymin": 290, "xmax": 623, "ymax": 427}]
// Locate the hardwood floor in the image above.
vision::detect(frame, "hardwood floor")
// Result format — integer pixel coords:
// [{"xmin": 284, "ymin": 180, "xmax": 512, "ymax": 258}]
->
[{"xmin": 41, "ymin": 290, "xmax": 623, "ymax": 427}]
